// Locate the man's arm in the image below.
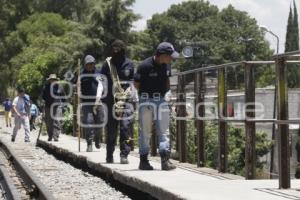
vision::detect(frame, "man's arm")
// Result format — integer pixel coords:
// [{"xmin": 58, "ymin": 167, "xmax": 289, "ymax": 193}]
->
[
  {"xmin": 95, "ymin": 79, "xmax": 104, "ymax": 104},
  {"xmin": 12, "ymin": 99, "xmax": 20, "ymax": 117},
  {"xmin": 12, "ymin": 105, "xmax": 20, "ymax": 116}
]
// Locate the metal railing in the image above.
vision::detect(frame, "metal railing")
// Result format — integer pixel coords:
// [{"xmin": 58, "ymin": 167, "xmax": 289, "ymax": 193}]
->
[{"xmin": 170, "ymin": 51, "xmax": 300, "ymax": 189}]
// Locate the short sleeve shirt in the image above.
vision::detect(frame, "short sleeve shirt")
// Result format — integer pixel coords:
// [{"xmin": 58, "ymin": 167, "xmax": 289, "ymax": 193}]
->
[
  {"xmin": 13, "ymin": 97, "xmax": 26, "ymax": 114},
  {"xmin": 3, "ymin": 100, "xmax": 12, "ymax": 111},
  {"xmin": 134, "ymin": 57, "xmax": 171, "ymax": 97}
]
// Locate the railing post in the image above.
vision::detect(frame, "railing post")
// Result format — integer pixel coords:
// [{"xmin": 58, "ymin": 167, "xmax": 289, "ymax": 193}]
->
[
  {"xmin": 195, "ymin": 72, "xmax": 205, "ymax": 167},
  {"xmin": 276, "ymin": 57, "xmax": 290, "ymax": 189},
  {"xmin": 244, "ymin": 63, "xmax": 256, "ymax": 179},
  {"xmin": 218, "ymin": 68, "xmax": 227, "ymax": 173},
  {"xmin": 177, "ymin": 75, "xmax": 187, "ymax": 162}
]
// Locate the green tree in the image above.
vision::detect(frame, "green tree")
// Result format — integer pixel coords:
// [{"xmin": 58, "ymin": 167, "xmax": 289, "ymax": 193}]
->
[
  {"xmin": 285, "ymin": 1, "xmax": 300, "ymax": 88},
  {"xmin": 170, "ymin": 120, "xmax": 272, "ymax": 176},
  {"xmin": 293, "ymin": 0, "xmax": 299, "ymax": 50},
  {"xmin": 87, "ymin": 0, "xmax": 140, "ymax": 59},
  {"xmin": 285, "ymin": 6, "xmax": 294, "ymax": 52},
  {"xmin": 143, "ymin": 1, "xmax": 272, "ymax": 89},
  {"xmin": 7, "ymin": 13, "xmax": 92, "ymax": 100}
]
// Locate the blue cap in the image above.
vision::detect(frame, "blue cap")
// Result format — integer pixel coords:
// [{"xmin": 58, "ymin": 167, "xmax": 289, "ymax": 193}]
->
[
  {"xmin": 84, "ymin": 55, "xmax": 96, "ymax": 65},
  {"xmin": 156, "ymin": 42, "xmax": 180, "ymax": 59}
]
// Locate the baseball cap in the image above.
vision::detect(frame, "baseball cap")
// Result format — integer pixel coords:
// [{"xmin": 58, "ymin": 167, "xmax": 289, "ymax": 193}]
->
[
  {"xmin": 156, "ymin": 42, "xmax": 180, "ymax": 59},
  {"xmin": 84, "ymin": 55, "xmax": 96, "ymax": 65}
]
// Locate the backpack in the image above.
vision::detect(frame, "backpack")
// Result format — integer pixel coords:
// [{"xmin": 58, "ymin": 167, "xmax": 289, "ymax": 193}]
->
[{"xmin": 23, "ymin": 94, "xmax": 31, "ymax": 115}]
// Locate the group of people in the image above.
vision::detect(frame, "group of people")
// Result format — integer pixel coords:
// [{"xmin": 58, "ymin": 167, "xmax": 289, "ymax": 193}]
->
[
  {"xmin": 4, "ymin": 40, "xmax": 179, "ymax": 171},
  {"xmin": 75, "ymin": 40, "xmax": 178, "ymax": 171},
  {"xmin": 2, "ymin": 90, "xmax": 39, "ymax": 142}
]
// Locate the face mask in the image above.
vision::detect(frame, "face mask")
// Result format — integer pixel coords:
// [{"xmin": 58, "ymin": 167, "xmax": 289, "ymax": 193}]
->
[{"xmin": 111, "ymin": 49, "xmax": 125, "ymax": 63}]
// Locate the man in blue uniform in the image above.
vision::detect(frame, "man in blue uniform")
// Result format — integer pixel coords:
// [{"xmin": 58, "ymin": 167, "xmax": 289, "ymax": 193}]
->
[
  {"xmin": 79, "ymin": 55, "xmax": 105, "ymax": 152},
  {"xmin": 134, "ymin": 42, "xmax": 178, "ymax": 171},
  {"xmin": 100, "ymin": 40, "xmax": 135, "ymax": 164},
  {"xmin": 42, "ymin": 74, "xmax": 63, "ymax": 142}
]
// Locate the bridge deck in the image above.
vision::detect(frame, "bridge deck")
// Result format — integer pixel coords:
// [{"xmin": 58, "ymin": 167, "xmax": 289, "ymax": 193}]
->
[{"xmin": 33, "ymin": 133, "xmax": 300, "ymax": 200}]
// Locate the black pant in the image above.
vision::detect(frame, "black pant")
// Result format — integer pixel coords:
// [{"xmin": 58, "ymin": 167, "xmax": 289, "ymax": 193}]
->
[
  {"xmin": 81, "ymin": 104, "xmax": 104, "ymax": 144},
  {"xmin": 105, "ymin": 101, "xmax": 134, "ymax": 157},
  {"xmin": 45, "ymin": 106, "xmax": 61, "ymax": 140},
  {"xmin": 30, "ymin": 115, "xmax": 36, "ymax": 131}
]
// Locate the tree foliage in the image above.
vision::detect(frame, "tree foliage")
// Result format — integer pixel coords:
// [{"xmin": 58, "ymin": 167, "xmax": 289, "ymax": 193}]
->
[
  {"xmin": 170, "ymin": 120, "xmax": 272, "ymax": 176},
  {"xmin": 285, "ymin": 1, "xmax": 300, "ymax": 88},
  {"xmin": 141, "ymin": 1, "xmax": 272, "ymax": 89},
  {"xmin": 7, "ymin": 13, "xmax": 93, "ymax": 100}
]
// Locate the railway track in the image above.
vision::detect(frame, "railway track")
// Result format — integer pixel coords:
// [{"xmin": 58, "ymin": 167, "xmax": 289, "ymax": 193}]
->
[{"xmin": 0, "ymin": 139, "xmax": 55, "ymax": 200}]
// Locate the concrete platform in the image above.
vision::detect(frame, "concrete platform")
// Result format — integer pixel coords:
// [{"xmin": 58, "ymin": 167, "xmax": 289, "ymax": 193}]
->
[{"xmin": 34, "ymin": 134, "xmax": 300, "ymax": 200}]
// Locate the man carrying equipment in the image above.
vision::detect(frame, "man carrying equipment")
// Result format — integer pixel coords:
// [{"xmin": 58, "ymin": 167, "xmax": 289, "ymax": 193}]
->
[{"xmin": 100, "ymin": 40, "xmax": 135, "ymax": 164}]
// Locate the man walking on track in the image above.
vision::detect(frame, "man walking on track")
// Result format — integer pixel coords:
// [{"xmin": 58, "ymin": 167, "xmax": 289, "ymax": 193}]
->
[
  {"xmin": 42, "ymin": 74, "xmax": 63, "ymax": 142},
  {"xmin": 100, "ymin": 40, "xmax": 136, "ymax": 164},
  {"xmin": 134, "ymin": 42, "xmax": 178, "ymax": 171},
  {"xmin": 12, "ymin": 87, "xmax": 31, "ymax": 142},
  {"xmin": 3, "ymin": 98, "xmax": 12, "ymax": 127}
]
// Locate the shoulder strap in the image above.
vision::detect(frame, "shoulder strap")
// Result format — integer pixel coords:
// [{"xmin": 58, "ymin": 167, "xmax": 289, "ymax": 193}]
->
[{"xmin": 106, "ymin": 57, "xmax": 124, "ymax": 94}]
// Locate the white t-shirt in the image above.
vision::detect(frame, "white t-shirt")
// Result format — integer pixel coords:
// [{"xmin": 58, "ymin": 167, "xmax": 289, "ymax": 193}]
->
[{"xmin": 13, "ymin": 96, "xmax": 26, "ymax": 114}]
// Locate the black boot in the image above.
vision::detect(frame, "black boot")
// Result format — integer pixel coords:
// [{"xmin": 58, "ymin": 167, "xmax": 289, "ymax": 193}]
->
[
  {"xmin": 160, "ymin": 151, "xmax": 176, "ymax": 171},
  {"xmin": 95, "ymin": 142, "xmax": 100, "ymax": 149},
  {"xmin": 106, "ymin": 151, "xmax": 114, "ymax": 163},
  {"xmin": 139, "ymin": 154, "xmax": 154, "ymax": 170}
]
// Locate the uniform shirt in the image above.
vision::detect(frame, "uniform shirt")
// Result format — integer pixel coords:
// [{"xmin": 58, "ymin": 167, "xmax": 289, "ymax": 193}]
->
[
  {"xmin": 42, "ymin": 82, "xmax": 64, "ymax": 107},
  {"xmin": 80, "ymin": 68, "xmax": 102, "ymax": 103},
  {"xmin": 100, "ymin": 57, "xmax": 134, "ymax": 100},
  {"xmin": 134, "ymin": 57, "xmax": 172, "ymax": 97},
  {"xmin": 2, "ymin": 100, "xmax": 12, "ymax": 111},
  {"xmin": 12, "ymin": 95, "xmax": 30, "ymax": 115}
]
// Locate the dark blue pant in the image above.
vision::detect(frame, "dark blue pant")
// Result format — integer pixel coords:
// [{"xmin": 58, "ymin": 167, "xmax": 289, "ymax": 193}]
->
[
  {"xmin": 81, "ymin": 105, "xmax": 104, "ymax": 143},
  {"xmin": 106, "ymin": 102, "xmax": 134, "ymax": 157}
]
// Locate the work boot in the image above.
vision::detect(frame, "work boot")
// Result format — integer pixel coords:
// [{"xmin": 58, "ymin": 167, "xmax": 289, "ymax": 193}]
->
[
  {"xmin": 160, "ymin": 151, "xmax": 176, "ymax": 171},
  {"xmin": 139, "ymin": 154, "xmax": 154, "ymax": 170},
  {"xmin": 120, "ymin": 155, "xmax": 129, "ymax": 164},
  {"xmin": 11, "ymin": 136, "xmax": 15, "ymax": 142},
  {"xmin": 106, "ymin": 156, "xmax": 114, "ymax": 163},
  {"xmin": 106, "ymin": 150, "xmax": 114, "ymax": 163},
  {"xmin": 86, "ymin": 141, "xmax": 93, "ymax": 152},
  {"xmin": 95, "ymin": 142, "xmax": 100, "ymax": 149}
]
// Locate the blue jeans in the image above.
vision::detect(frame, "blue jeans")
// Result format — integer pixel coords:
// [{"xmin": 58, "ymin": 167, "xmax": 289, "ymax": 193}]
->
[{"xmin": 138, "ymin": 98, "xmax": 170, "ymax": 155}]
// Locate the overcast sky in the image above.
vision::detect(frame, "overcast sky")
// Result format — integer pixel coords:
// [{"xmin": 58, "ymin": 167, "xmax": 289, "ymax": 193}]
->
[{"xmin": 132, "ymin": 0, "xmax": 299, "ymax": 53}]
